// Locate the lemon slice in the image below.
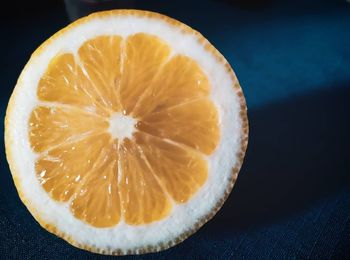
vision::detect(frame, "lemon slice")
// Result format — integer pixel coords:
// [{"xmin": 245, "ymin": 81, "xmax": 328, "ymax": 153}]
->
[{"xmin": 5, "ymin": 10, "xmax": 248, "ymax": 255}]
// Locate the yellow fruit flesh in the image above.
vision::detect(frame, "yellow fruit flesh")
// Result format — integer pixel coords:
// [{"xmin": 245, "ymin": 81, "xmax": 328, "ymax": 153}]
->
[{"xmin": 29, "ymin": 33, "xmax": 220, "ymax": 227}]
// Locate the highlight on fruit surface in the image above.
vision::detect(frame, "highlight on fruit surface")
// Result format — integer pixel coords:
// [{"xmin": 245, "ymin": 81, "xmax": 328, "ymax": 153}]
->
[{"xmin": 5, "ymin": 9, "xmax": 248, "ymax": 255}]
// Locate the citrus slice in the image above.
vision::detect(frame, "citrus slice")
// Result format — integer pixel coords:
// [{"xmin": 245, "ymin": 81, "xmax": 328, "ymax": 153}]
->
[{"xmin": 5, "ymin": 10, "xmax": 248, "ymax": 255}]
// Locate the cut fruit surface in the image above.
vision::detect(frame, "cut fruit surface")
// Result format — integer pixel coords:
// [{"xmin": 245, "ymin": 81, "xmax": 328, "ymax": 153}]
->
[
  {"xmin": 5, "ymin": 10, "xmax": 248, "ymax": 255},
  {"xmin": 33, "ymin": 31, "xmax": 219, "ymax": 227}
]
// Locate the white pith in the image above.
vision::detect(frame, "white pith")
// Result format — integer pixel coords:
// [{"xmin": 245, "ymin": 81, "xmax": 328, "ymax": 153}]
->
[
  {"xmin": 6, "ymin": 13, "xmax": 244, "ymax": 253},
  {"xmin": 108, "ymin": 113, "xmax": 136, "ymax": 140}
]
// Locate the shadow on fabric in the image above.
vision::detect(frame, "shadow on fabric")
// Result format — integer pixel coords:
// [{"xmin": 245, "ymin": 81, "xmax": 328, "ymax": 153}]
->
[{"xmin": 209, "ymin": 83, "xmax": 349, "ymax": 231}]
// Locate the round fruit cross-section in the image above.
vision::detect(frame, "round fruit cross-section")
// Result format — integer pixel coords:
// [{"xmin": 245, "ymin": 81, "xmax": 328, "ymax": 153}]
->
[{"xmin": 5, "ymin": 10, "xmax": 248, "ymax": 255}]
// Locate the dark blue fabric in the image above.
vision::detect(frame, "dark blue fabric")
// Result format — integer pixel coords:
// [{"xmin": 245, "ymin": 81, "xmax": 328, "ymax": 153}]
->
[{"xmin": 1, "ymin": 1, "xmax": 349, "ymax": 259}]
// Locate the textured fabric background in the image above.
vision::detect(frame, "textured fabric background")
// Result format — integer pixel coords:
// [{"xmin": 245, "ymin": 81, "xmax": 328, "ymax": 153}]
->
[{"xmin": 1, "ymin": 0, "xmax": 349, "ymax": 259}]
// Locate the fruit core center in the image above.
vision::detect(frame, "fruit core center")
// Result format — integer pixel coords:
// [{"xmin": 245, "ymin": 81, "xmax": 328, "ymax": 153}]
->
[{"xmin": 108, "ymin": 113, "xmax": 137, "ymax": 140}]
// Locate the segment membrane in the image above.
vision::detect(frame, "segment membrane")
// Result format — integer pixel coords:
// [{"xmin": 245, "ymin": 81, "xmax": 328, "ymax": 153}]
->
[
  {"xmin": 78, "ymin": 35, "xmax": 123, "ymax": 112},
  {"xmin": 37, "ymin": 53, "xmax": 110, "ymax": 116},
  {"xmin": 119, "ymin": 33, "xmax": 171, "ymax": 114},
  {"xmin": 29, "ymin": 106, "xmax": 108, "ymax": 153},
  {"xmin": 134, "ymin": 132, "xmax": 208, "ymax": 203},
  {"xmin": 119, "ymin": 138, "xmax": 172, "ymax": 225},
  {"xmin": 132, "ymin": 55, "xmax": 210, "ymax": 118},
  {"xmin": 137, "ymin": 98, "xmax": 220, "ymax": 155}
]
